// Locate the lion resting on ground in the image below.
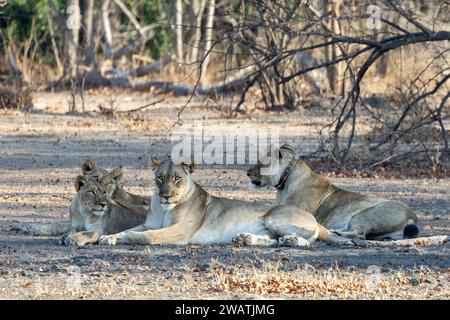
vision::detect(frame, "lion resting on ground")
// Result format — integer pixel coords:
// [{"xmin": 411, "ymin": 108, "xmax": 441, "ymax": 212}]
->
[
  {"xmin": 14, "ymin": 160, "xmax": 149, "ymax": 243},
  {"xmin": 61, "ymin": 175, "xmax": 146, "ymax": 245},
  {"xmin": 247, "ymin": 144, "xmax": 419, "ymax": 241},
  {"xmin": 20, "ymin": 175, "xmax": 146, "ymax": 246},
  {"xmin": 99, "ymin": 157, "xmax": 354, "ymax": 247}
]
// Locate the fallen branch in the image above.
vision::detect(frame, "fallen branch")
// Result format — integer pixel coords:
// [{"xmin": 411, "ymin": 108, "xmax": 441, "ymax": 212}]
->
[
  {"xmin": 131, "ymin": 54, "xmax": 172, "ymax": 77},
  {"xmin": 133, "ymin": 71, "xmax": 258, "ymax": 96}
]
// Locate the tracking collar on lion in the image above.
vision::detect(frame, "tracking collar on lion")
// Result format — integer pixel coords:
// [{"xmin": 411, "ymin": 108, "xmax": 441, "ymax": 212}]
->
[
  {"xmin": 98, "ymin": 155, "xmax": 355, "ymax": 247},
  {"xmin": 274, "ymin": 150, "xmax": 299, "ymax": 190},
  {"xmin": 247, "ymin": 143, "xmax": 419, "ymax": 241}
]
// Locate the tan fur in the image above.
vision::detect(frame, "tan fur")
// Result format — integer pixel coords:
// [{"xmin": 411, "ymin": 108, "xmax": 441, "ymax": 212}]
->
[
  {"xmin": 17, "ymin": 176, "xmax": 146, "ymax": 246},
  {"xmin": 99, "ymin": 158, "xmax": 353, "ymax": 247},
  {"xmin": 81, "ymin": 159, "xmax": 150, "ymax": 211},
  {"xmin": 247, "ymin": 144, "xmax": 418, "ymax": 240}
]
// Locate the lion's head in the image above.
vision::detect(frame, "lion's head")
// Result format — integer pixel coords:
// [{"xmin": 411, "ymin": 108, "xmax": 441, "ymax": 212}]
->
[
  {"xmin": 81, "ymin": 159, "xmax": 123, "ymax": 197},
  {"xmin": 150, "ymin": 156, "xmax": 195, "ymax": 209},
  {"xmin": 247, "ymin": 144, "xmax": 296, "ymax": 188},
  {"xmin": 75, "ymin": 175, "xmax": 108, "ymax": 217}
]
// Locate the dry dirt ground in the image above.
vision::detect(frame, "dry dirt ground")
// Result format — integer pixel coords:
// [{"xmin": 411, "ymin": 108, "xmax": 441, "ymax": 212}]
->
[{"xmin": 0, "ymin": 91, "xmax": 449, "ymax": 299}]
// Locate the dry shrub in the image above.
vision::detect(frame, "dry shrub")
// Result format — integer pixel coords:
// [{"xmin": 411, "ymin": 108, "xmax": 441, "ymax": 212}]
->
[
  {"xmin": 0, "ymin": 84, "xmax": 33, "ymax": 112},
  {"xmin": 358, "ymin": 94, "xmax": 445, "ymax": 160}
]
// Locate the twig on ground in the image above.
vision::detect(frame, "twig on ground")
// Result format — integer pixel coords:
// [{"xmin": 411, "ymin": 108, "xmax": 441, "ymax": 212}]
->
[{"xmin": 115, "ymin": 99, "xmax": 165, "ymax": 114}]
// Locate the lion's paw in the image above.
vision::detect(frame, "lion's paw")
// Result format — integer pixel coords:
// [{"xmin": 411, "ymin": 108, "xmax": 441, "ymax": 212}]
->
[
  {"xmin": 278, "ymin": 235, "xmax": 310, "ymax": 249},
  {"xmin": 98, "ymin": 235, "xmax": 117, "ymax": 246},
  {"xmin": 232, "ymin": 233, "xmax": 250, "ymax": 247},
  {"xmin": 59, "ymin": 234, "xmax": 84, "ymax": 246},
  {"xmin": 233, "ymin": 233, "xmax": 277, "ymax": 247}
]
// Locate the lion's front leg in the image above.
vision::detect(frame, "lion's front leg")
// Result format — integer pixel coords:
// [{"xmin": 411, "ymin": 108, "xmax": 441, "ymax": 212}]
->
[
  {"xmin": 98, "ymin": 224, "xmax": 147, "ymax": 245},
  {"xmin": 115, "ymin": 224, "xmax": 187, "ymax": 246},
  {"xmin": 60, "ymin": 230, "xmax": 101, "ymax": 246},
  {"xmin": 115, "ymin": 231, "xmax": 149, "ymax": 245}
]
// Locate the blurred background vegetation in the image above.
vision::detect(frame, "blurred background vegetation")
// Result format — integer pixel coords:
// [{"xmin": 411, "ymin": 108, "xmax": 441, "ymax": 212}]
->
[{"xmin": 0, "ymin": 0, "xmax": 449, "ymax": 162}]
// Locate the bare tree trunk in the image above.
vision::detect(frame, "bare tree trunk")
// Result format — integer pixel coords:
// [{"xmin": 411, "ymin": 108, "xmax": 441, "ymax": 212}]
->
[
  {"xmin": 66, "ymin": 0, "xmax": 80, "ymax": 79},
  {"xmin": 47, "ymin": 13, "xmax": 63, "ymax": 76},
  {"xmin": 48, "ymin": 0, "xmax": 66, "ymax": 31},
  {"xmin": 65, "ymin": 0, "xmax": 80, "ymax": 112},
  {"xmin": 322, "ymin": 0, "xmax": 336, "ymax": 94},
  {"xmin": 84, "ymin": 0, "xmax": 95, "ymax": 67},
  {"xmin": 101, "ymin": 0, "xmax": 113, "ymax": 61},
  {"xmin": 189, "ymin": 0, "xmax": 206, "ymax": 64},
  {"xmin": 175, "ymin": 0, "xmax": 184, "ymax": 63},
  {"xmin": 112, "ymin": 0, "xmax": 144, "ymax": 36},
  {"xmin": 332, "ymin": 0, "xmax": 343, "ymax": 95},
  {"xmin": 200, "ymin": 0, "xmax": 215, "ymax": 85}
]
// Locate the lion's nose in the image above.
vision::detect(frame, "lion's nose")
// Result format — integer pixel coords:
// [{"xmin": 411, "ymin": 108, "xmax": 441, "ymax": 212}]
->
[{"xmin": 161, "ymin": 194, "xmax": 174, "ymax": 201}]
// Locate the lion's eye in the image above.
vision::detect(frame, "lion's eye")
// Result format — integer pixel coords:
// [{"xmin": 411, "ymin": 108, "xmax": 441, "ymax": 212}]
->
[
  {"xmin": 92, "ymin": 175, "xmax": 99, "ymax": 181},
  {"xmin": 174, "ymin": 176, "xmax": 182, "ymax": 182},
  {"xmin": 89, "ymin": 190, "xmax": 96, "ymax": 196},
  {"xmin": 157, "ymin": 176, "xmax": 164, "ymax": 182}
]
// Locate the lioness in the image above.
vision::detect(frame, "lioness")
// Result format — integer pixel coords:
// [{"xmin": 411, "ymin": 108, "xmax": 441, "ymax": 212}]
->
[
  {"xmin": 247, "ymin": 144, "xmax": 419, "ymax": 240},
  {"xmin": 99, "ymin": 157, "xmax": 354, "ymax": 247}
]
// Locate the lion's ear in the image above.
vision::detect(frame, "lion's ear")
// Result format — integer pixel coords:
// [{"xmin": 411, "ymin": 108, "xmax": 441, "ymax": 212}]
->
[
  {"xmin": 109, "ymin": 167, "xmax": 124, "ymax": 182},
  {"xmin": 279, "ymin": 144, "xmax": 294, "ymax": 159},
  {"xmin": 149, "ymin": 155, "xmax": 161, "ymax": 170},
  {"xmin": 182, "ymin": 154, "xmax": 195, "ymax": 174},
  {"xmin": 75, "ymin": 175, "xmax": 88, "ymax": 192},
  {"xmin": 81, "ymin": 159, "xmax": 97, "ymax": 174},
  {"xmin": 280, "ymin": 144, "xmax": 294, "ymax": 152}
]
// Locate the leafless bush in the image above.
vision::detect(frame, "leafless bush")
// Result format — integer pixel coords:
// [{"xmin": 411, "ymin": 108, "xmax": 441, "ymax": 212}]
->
[
  {"xmin": 209, "ymin": 0, "xmax": 450, "ymax": 162},
  {"xmin": 0, "ymin": 83, "xmax": 33, "ymax": 112}
]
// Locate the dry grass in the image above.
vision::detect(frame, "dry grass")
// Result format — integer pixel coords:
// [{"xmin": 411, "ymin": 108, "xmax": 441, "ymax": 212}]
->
[
  {"xmin": 0, "ymin": 92, "xmax": 449, "ymax": 300},
  {"xmin": 210, "ymin": 261, "xmax": 449, "ymax": 299}
]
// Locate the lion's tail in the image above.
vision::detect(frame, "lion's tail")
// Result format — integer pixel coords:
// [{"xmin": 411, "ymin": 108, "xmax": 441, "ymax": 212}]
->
[
  {"xmin": 317, "ymin": 225, "xmax": 354, "ymax": 245},
  {"xmin": 11, "ymin": 220, "xmax": 71, "ymax": 236},
  {"xmin": 403, "ymin": 220, "xmax": 419, "ymax": 238}
]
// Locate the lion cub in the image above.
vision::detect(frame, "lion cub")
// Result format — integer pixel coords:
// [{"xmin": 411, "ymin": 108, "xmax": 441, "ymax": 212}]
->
[
  {"xmin": 15, "ymin": 175, "xmax": 146, "ymax": 246},
  {"xmin": 13, "ymin": 161, "xmax": 149, "ymax": 245},
  {"xmin": 81, "ymin": 159, "xmax": 150, "ymax": 210},
  {"xmin": 59, "ymin": 175, "xmax": 147, "ymax": 246}
]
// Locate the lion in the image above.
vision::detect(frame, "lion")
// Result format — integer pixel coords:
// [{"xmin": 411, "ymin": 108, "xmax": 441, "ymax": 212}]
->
[
  {"xmin": 246, "ymin": 144, "xmax": 419, "ymax": 241},
  {"xmin": 98, "ymin": 156, "xmax": 354, "ymax": 247},
  {"xmin": 17, "ymin": 176, "xmax": 146, "ymax": 246},
  {"xmin": 81, "ymin": 159, "xmax": 150, "ymax": 210},
  {"xmin": 13, "ymin": 160, "xmax": 149, "ymax": 240}
]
